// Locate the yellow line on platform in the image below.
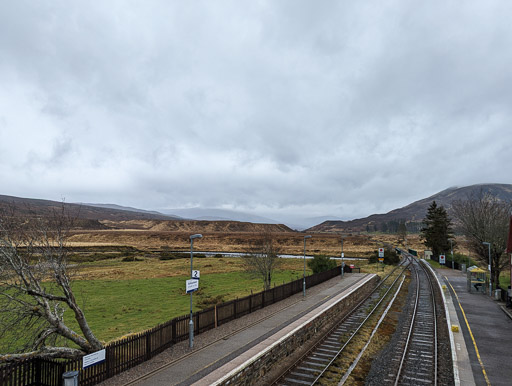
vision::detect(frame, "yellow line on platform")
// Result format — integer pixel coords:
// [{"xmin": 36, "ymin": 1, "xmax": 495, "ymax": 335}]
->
[{"xmin": 445, "ymin": 276, "xmax": 491, "ymax": 386}]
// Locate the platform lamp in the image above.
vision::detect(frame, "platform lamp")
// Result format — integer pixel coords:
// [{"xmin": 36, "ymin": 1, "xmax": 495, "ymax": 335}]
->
[
  {"xmin": 303, "ymin": 235, "xmax": 312, "ymax": 298},
  {"xmin": 189, "ymin": 234, "xmax": 202, "ymax": 348},
  {"xmin": 482, "ymin": 241, "xmax": 492, "ymax": 297}
]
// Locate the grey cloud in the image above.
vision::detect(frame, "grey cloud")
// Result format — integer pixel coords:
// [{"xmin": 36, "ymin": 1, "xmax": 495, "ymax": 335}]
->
[{"xmin": 0, "ymin": 1, "xmax": 511, "ymax": 222}]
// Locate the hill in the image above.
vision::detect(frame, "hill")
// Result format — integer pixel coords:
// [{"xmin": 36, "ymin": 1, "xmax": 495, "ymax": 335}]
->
[
  {"xmin": 307, "ymin": 183, "xmax": 512, "ymax": 233},
  {"xmin": 101, "ymin": 219, "xmax": 293, "ymax": 233},
  {"xmin": 0, "ymin": 195, "xmax": 180, "ymax": 224}
]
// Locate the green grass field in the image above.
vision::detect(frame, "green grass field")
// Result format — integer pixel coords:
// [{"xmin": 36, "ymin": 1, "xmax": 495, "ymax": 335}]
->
[{"xmin": 66, "ymin": 267, "xmax": 307, "ymax": 343}]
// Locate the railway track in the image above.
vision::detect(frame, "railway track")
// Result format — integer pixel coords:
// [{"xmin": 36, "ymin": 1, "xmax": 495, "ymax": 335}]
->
[
  {"xmin": 273, "ymin": 252, "xmax": 452, "ymax": 386},
  {"xmin": 381, "ymin": 255, "xmax": 439, "ymax": 385},
  {"xmin": 272, "ymin": 258, "xmax": 410, "ymax": 385}
]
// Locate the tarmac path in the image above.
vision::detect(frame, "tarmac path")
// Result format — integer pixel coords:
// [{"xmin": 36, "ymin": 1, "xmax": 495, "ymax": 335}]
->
[{"xmin": 441, "ymin": 269, "xmax": 512, "ymax": 386}]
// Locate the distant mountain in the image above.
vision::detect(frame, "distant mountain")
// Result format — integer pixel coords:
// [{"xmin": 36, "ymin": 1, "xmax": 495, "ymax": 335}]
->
[
  {"xmin": 83, "ymin": 203, "xmax": 180, "ymax": 218},
  {"xmin": 307, "ymin": 183, "xmax": 512, "ymax": 233},
  {"xmin": 0, "ymin": 195, "xmax": 180, "ymax": 223},
  {"xmin": 160, "ymin": 208, "xmax": 280, "ymax": 225}
]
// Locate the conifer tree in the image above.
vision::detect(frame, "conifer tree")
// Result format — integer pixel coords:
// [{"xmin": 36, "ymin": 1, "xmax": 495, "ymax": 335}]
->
[{"xmin": 420, "ymin": 201, "xmax": 453, "ymax": 258}]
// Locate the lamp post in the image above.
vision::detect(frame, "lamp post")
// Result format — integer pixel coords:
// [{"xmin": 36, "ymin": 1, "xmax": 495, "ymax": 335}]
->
[
  {"xmin": 341, "ymin": 237, "xmax": 345, "ymax": 277},
  {"xmin": 189, "ymin": 234, "xmax": 202, "ymax": 348},
  {"xmin": 450, "ymin": 239, "xmax": 454, "ymax": 270},
  {"xmin": 483, "ymin": 241, "xmax": 491, "ymax": 297},
  {"xmin": 303, "ymin": 235, "xmax": 312, "ymax": 298}
]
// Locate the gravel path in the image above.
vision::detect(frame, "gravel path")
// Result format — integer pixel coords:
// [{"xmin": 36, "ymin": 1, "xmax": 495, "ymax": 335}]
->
[{"xmin": 99, "ymin": 275, "xmax": 348, "ymax": 385}]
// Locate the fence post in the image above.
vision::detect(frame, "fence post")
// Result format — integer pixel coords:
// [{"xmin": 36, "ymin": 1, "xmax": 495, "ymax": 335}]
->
[
  {"xmin": 249, "ymin": 293, "xmax": 252, "ymax": 313},
  {"xmin": 196, "ymin": 313, "xmax": 199, "ymax": 334},
  {"xmin": 34, "ymin": 358, "xmax": 41, "ymax": 386},
  {"xmin": 234, "ymin": 299, "xmax": 237, "ymax": 319},
  {"xmin": 172, "ymin": 319, "xmax": 177, "ymax": 344},
  {"xmin": 106, "ymin": 345, "xmax": 112, "ymax": 378},
  {"xmin": 146, "ymin": 331, "xmax": 151, "ymax": 361}
]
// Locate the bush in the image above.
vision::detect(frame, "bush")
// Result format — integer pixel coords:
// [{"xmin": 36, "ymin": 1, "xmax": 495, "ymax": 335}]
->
[
  {"xmin": 122, "ymin": 256, "xmax": 143, "ymax": 262},
  {"xmin": 308, "ymin": 255, "xmax": 337, "ymax": 274},
  {"xmin": 369, "ymin": 249, "xmax": 400, "ymax": 265}
]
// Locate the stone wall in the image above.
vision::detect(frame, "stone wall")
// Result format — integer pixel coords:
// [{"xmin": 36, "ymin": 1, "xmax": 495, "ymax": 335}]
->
[{"xmin": 218, "ymin": 275, "xmax": 379, "ymax": 385}]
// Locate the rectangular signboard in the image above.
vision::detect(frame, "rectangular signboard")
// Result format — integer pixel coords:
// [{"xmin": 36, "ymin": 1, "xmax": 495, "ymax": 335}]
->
[
  {"xmin": 192, "ymin": 270, "xmax": 200, "ymax": 280},
  {"xmin": 378, "ymin": 248, "xmax": 384, "ymax": 258},
  {"xmin": 83, "ymin": 349, "xmax": 106, "ymax": 369},
  {"xmin": 186, "ymin": 279, "xmax": 199, "ymax": 293},
  {"xmin": 439, "ymin": 255, "xmax": 446, "ymax": 264},
  {"xmin": 379, "ymin": 257, "xmax": 384, "ymax": 262}
]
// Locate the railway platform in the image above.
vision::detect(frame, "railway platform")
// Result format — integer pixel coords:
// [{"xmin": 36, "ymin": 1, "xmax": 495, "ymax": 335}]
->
[
  {"xmin": 117, "ymin": 272, "xmax": 373, "ymax": 386},
  {"xmin": 437, "ymin": 268, "xmax": 512, "ymax": 386}
]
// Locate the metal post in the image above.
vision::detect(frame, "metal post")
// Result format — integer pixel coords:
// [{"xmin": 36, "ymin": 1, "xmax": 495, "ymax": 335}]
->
[
  {"xmin": 450, "ymin": 239, "xmax": 454, "ymax": 270},
  {"xmin": 341, "ymin": 237, "xmax": 344, "ymax": 278},
  {"xmin": 483, "ymin": 241, "xmax": 491, "ymax": 297},
  {"xmin": 189, "ymin": 234, "xmax": 202, "ymax": 348},
  {"xmin": 303, "ymin": 235, "xmax": 311, "ymax": 298}
]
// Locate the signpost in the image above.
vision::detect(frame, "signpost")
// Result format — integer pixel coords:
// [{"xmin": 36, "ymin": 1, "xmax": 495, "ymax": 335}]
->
[
  {"xmin": 439, "ymin": 255, "xmax": 446, "ymax": 265},
  {"xmin": 378, "ymin": 248, "xmax": 384, "ymax": 270},
  {"xmin": 189, "ymin": 234, "xmax": 202, "ymax": 349}
]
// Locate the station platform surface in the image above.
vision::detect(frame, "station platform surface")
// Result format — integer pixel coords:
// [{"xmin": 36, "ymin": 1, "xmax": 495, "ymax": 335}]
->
[
  {"xmin": 437, "ymin": 268, "xmax": 512, "ymax": 386},
  {"xmin": 132, "ymin": 273, "xmax": 371, "ymax": 386}
]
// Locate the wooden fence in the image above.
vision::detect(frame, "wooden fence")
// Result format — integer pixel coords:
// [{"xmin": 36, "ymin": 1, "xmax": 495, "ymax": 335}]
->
[{"xmin": 0, "ymin": 265, "xmax": 344, "ymax": 386}]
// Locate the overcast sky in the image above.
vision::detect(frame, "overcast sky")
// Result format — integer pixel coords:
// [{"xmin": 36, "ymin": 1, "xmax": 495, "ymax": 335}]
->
[{"xmin": 1, "ymin": 1, "xmax": 511, "ymax": 223}]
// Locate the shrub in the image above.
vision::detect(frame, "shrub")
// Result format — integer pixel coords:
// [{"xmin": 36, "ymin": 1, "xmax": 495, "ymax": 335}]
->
[
  {"xmin": 308, "ymin": 255, "xmax": 337, "ymax": 274},
  {"xmin": 369, "ymin": 249, "xmax": 400, "ymax": 265}
]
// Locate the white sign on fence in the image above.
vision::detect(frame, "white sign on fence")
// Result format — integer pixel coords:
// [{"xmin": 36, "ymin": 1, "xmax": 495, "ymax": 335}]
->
[
  {"xmin": 186, "ymin": 279, "xmax": 199, "ymax": 293},
  {"xmin": 83, "ymin": 349, "xmax": 106, "ymax": 369}
]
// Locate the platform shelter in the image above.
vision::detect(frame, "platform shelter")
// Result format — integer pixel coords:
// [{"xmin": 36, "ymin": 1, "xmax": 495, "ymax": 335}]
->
[{"xmin": 467, "ymin": 266, "xmax": 487, "ymax": 294}]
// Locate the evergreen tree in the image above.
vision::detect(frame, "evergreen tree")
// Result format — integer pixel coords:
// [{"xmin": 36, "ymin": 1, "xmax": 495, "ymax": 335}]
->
[{"xmin": 420, "ymin": 201, "xmax": 453, "ymax": 258}]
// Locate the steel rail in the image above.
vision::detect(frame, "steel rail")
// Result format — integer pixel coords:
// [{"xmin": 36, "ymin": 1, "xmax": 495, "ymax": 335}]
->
[
  {"xmin": 272, "ymin": 257, "xmax": 410, "ymax": 385},
  {"xmin": 311, "ymin": 261, "xmax": 409, "ymax": 385}
]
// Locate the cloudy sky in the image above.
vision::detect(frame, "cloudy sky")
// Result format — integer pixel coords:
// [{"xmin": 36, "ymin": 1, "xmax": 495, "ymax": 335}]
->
[{"xmin": 1, "ymin": 1, "xmax": 511, "ymax": 224}]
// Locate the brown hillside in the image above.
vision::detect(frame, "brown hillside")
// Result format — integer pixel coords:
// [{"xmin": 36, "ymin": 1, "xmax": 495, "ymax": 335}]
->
[
  {"xmin": 0, "ymin": 194, "xmax": 179, "ymax": 223},
  {"xmin": 308, "ymin": 183, "xmax": 512, "ymax": 233},
  {"xmin": 100, "ymin": 219, "xmax": 293, "ymax": 233}
]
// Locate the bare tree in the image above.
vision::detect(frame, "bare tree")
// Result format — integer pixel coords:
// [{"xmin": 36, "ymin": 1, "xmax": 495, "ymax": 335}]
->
[
  {"xmin": 243, "ymin": 230, "xmax": 281, "ymax": 290},
  {"xmin": 452, "ymin": 191, "xmax": 512, "ymax": 287},
  {"xmin": 0, "ymin": 206, "xmax": 103, "ymax": 362}
]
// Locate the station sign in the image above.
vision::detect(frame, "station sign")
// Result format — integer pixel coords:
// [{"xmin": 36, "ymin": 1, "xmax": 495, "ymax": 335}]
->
[
  {"xmin": 83, "ymin": 349, "xmax": 106, "ymax": 369},
  {"xmin": 439, "ymin": 255, "xmax": 446, "ymax": 264},
  {"xmin": 186, "ymin": 279, "xmax": 199, "ymax": 293}
]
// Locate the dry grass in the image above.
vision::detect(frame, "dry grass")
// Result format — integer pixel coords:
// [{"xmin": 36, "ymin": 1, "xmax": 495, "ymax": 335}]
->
[{"xmin": 68, "ymin": 230, "xmax": 384, "ymax": 257}]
